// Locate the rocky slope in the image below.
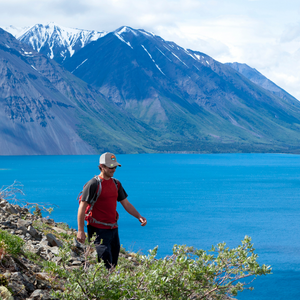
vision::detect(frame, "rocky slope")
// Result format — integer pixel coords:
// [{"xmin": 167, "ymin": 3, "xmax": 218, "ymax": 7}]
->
[{"xmin": 0, "ymin": 197, "xmax": 76, "ymax": 299}]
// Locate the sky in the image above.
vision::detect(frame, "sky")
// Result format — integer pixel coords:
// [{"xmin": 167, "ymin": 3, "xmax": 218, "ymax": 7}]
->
[{"xmin": 1, "ymin": 0, "xmax": 300, "ymax": 99}]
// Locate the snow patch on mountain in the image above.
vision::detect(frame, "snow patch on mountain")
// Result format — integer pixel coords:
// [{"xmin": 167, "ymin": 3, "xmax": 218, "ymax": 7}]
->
[
  {"xmin": 72, "ymin": 58, "xmax": 88, "ymax": 73},
  {"xmin": 156, "ymin": 47, "xmax": 172, "ymax": 62},
  {"xmin": 9, "ymin": 23, "xmax": 107, "ymax": 62},
  {"xmin": 184, "ymin": 49, "xmax": 198, "ymax": 61},
  {"xmin": 171, "ymin": 52, "xmax": 189, "ymax": 67},
  {"xmin": 139, "ymin": 29, "xmax": 155, "ymax": 37},
  {"xmin": 1, "ymin": 25, "xmax": 31, "ymax": 38},
  {"xmin": 141, "ymin": 45, "xmax": 165, "ymax": 75},
  {"xmin": 114, "ymin": 31, "xmax": 133, "ymax": 49},
  {"xmin": 117, "ymin": 26, "xmax": 138, "ymax": 36}
]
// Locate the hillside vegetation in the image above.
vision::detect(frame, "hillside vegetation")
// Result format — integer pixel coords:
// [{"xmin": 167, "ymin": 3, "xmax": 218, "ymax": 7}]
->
[{"xmin": 0, "ymin": 182, "xmax": 271, "ymax": 299}]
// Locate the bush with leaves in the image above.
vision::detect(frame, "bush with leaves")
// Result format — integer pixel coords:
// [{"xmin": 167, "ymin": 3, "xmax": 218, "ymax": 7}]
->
[
  {"xmin": 0, "ymin": 230, "xmax": 24, "ymax": 257},
  {"xmin": 51, "ymin": 236, "xmax": 271, "ymax": 300}
]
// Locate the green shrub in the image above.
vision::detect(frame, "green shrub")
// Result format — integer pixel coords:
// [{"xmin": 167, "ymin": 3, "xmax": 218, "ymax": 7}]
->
[
  {"xmin": 0, "ymin": 230, "xmax": 24, "ymax": 256},
  {"xmin": 0, "ymin": 274, "xmax": 9, "ymax": 287},
  {"xmin": 51, "ymin": 236, "xmax": 271, "ymax": 300}
]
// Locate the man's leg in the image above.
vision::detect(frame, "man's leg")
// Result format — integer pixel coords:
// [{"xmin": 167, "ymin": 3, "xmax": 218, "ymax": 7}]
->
[
  {"xmin": 87, "ymin": 225, "xmax": 113, "ymax": 269},
  {"xmin": 111, "ymin": 228, "xmax": 120, "ymax": 266},
  {"xmin": 87, "ymin": 225, "xmax": 97, "ymax": 243}
]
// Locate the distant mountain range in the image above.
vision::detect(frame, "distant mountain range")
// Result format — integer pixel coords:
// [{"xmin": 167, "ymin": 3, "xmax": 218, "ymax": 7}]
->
[{"xmin": 1, "ymin": 23, "xmax": 300, "ymax": 155}]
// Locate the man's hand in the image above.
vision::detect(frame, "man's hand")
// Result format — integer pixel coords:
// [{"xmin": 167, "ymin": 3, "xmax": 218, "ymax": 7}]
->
[
  {"xmin": 139, "ymin": 216, "xmax": 147, "ymax": 226},
  {"xmin": 77, "ymin": 230, "xmax": 86, "ymax": 244}
]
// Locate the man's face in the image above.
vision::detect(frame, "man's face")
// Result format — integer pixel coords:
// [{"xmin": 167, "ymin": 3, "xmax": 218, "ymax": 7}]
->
[{"xmin": 101, "ymin": 164, "xmax": 117, "ymax": 178}]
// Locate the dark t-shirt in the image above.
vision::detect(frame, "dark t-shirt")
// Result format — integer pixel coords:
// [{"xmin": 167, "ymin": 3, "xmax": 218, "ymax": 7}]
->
[{"xmin": 81, "ymin": 176, "xmax": 128, "ymax": 229}]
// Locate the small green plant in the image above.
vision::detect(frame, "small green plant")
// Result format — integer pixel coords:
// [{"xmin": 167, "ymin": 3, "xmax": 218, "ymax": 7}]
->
[
  {"xmin": 59, "ymin": 232, "xmax": 75, "ymax": 242},
  {"xmin": 56, "ymin": 222, "xmax": 71, "ymax": 231},
  {"xmin": 0, "ymin": 274, "xmax": 9, "ymax": 287},
  {"xmin": 23, "ymin": 250, "xmax": 43, "ymax": 265},
  {"xmin": 43, "ymin": 260, "xmax": 68, "ymax": 278},
  {"xmin": 0, "ymin": 230, "xmax": 24, "ymax": 256},
  {"xmin": 32, "ymin": 220, "xmax": 49, "ymax": 231},
  {"xmin": 119, "ymin": 245, "xmax": 127, "ymax": 254},
  {"xmin": 33, "ymin": 204, "xmax": 42, "ymax": 218}
]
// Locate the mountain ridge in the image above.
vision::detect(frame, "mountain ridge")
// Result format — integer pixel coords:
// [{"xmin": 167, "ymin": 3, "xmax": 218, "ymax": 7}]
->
[
  {"xmin": 1, "ymin": 24, "xmax": 300, "ymax": 154},
  {"xmin": 226, "ymin": 62, "xmax": 298, "ymax": 104}
]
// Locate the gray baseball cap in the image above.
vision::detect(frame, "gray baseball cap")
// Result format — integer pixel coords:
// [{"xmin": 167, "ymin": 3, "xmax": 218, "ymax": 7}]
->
[{"xmin": 99, "ymin": 152, "xmax": 121, "ymax": 167}]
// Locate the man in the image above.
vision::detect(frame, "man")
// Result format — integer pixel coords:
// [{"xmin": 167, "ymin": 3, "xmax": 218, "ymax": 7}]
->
[{"xmin": 77, "ymin": 152, "xmax": 147, "ymax": 269}]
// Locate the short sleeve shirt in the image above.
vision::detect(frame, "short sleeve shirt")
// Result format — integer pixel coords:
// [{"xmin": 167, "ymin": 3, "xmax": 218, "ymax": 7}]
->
[{"xmin": 81, "ymin": 176, "xmax": 128, "ymax": 229}]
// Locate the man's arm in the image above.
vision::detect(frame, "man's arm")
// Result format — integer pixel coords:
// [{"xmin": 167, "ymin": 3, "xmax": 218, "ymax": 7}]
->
[
  {"xmin": 120, "ymin": 198, "xmax": 147, "ymax": 226},
  {"xmin": 77, "ymin": 178, "xmax": 98, "ymax": 243},
  {"xmin": 77, "ymin": 201, "xmax": 88, "ymax": 243}
]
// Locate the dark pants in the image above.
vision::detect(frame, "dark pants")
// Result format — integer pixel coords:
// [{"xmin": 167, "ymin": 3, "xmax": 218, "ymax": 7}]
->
[{"xmin": 87, "ymin": 225, "xmax": 120, "ymax": 269}]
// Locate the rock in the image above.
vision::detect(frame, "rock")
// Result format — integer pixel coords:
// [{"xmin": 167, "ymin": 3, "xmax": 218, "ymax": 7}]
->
[
  {"xmin": 39, "ymin": 236, "xmax": 50, "ymax": 247},
  {"xmin": 52, "ymin": 226, "xmax": 67, "ymax": 234},
  {"xmin": 0, "ymin": 198, "xmax": 7, "ymax": 207},
  {"xmin": 18, "ymin": 225, "xmax": 28, "ymax": 234},
  {"xmin": 6, "ymin": 203, "xmax": 19, "ymax": 215},
  {"xmin": 73, "ymin": 237, "xmax": 84, "ymax": 249},
  {"xmin": 28, "ymin": 289, "xmax": 52, "ymax": 300},
  {"xmin": 46, "ymin": 233, "xmax": 63, "ymax": 248},
  {"xmin": 0, "ymin": 286, "xmax": 14, "ymax": 300},
  {"xmin": 28, "ymin": 225, "xmax": 40, "ymax": 239},
  {"xmin": 49, "ymin": 246, "xmax": 60, "ymax": 255},
  {"xmin": 36, "ymin": 273, "xmax": 51, "ymax": 281},
  {"xmin": 8, "ymin": 281, "xmax": 29, "ymax": 299},
  {"xmin": 42, "ymin": 218, "xmax": 55, "ymax": 225},
  {"xmin": 17, "ymin": 219, "xmax": 32, "ymax": 228}
]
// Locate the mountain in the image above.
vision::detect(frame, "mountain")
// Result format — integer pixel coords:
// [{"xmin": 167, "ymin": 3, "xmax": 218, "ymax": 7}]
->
[
  {"xmin": 226, "ymin": 62, "xmax": 298, "ymax": 104},
  {"xmin": 3, "ymin": 23, "xmax": 107, "ymax": 64},
  {"xmin": 2, "ymin": 24, "xmax": 300, "ymax": 154},
  {"xmin": 62, "ymin": 26, "xmax": 300, "ymax": 153},
  {"xmin": 0, "ymin": 28, "xmax": 155, "ymax": 155}
]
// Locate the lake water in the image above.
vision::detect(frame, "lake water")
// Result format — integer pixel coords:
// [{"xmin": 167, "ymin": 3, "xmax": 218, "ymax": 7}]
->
[{"xmin": 0, "ymin": 153, "xmax": 300, "ymax": 299}]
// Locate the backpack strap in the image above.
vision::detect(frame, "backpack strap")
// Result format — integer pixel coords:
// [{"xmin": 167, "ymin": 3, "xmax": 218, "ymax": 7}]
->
[
  {"xmin": 89, "ymin": 217, "xmax": 118, "ymax": 229},
  {"xmin": 94, "ymin": 175, "xmax": 102, "ymax": 200},
  {"xmin": 85, "ymin": 176, "xmax": 102, "ymax": 216},
  {"xmin": 112, "ymin": 178, "xmax": 120, "ymax": 191}
]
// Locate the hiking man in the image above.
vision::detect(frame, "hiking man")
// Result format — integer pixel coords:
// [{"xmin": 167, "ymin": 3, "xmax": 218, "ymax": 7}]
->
[{"xmin": 77, "ymin": 152, "xmax": 147, "ymax": 269}]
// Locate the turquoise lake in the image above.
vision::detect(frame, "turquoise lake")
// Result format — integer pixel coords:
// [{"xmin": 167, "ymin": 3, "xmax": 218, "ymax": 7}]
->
[{"xmin": 0, "ymin": 153, "xmax": 300, "ymax": 299}]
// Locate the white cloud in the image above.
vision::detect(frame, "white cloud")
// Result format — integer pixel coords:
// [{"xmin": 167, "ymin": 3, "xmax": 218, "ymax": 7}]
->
[{"xmin": 0, "ymin": 0, "xmax": 300, "ymax": 99}]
